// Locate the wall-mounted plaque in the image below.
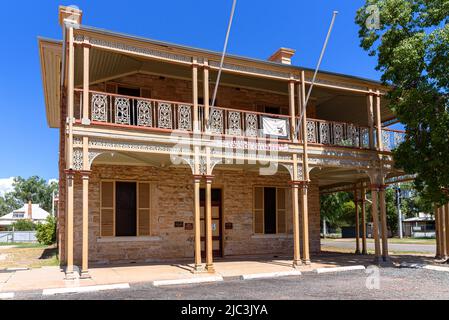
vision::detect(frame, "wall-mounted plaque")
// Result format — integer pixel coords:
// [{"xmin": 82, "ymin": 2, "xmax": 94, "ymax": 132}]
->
[
  {"xmin": 225, "ymin": 223, "xmax": 233, "ymax": 230},
  {"xmin": 185, "ymin": 223, "xmax": 193, "ymax": 231},
  {"xmin": 174, "ymin": 221, "xmax": 184, "ymax": 228}
]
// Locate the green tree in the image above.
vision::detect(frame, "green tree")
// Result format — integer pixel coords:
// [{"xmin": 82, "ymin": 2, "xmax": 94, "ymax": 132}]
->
[
  {"xmin": 356, "ymin": 0, "xmax": 449, "ymax": 205},
  {"xmin": 36, "ymin": 215, "xmax": 56, "ymax": 245},
  {"xmin": 11, "ymin": 176, "xmax": 58, "ymax": 213},
  {"xmin": 0, "ymin": 193, "xmax": 21, "ymax": 217},
  {"xmin": 320, "ymin": 192, "xmax": 355, "ymax": 229},
  {"xmin": 9, "ymin": 219, "xmax": 36, "ymax": 231}
]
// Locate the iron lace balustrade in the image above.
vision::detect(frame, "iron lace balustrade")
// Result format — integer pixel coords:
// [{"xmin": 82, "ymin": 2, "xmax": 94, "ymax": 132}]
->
[
  {"xmin": 381, "ymin": 128, "xmax": 406, "ymax": 151},
  {"xmin": 75, "ymin": 89, "xmax": 195, "ymax": 132},
  {"xmin": 75, "ymin": 89, "xmax": 385, "ymax": 149},
  {"xmin": 199, "ymin": 105, "xmax": 292, "ymax": 140},
  {"xmin": 302, "ymin": 118, "xmax": 370, "ymax": 149}
]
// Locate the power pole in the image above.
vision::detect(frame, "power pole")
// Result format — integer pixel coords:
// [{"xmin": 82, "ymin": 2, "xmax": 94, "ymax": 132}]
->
[
  {"xmin": 323, "ymin": 217, "xmax": 327, "ymax": 238},
  {"xmin": 396, "ymin": 184, "xmax": 403, "ymax": 239}
]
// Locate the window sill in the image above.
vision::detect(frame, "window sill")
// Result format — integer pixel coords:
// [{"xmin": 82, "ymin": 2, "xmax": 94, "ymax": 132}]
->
[
  {"xmin": 251, "ymin": 234, "xmax": 293, "ymax": 239},
  {"xmin": 97, "ymin": 236, "xmax": 162, "ymax": 243}
]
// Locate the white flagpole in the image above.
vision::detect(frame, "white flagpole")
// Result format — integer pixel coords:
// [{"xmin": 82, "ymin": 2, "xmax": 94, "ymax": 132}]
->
[
  {"xmin": 211, "ymin": 0, "xmax": 237, "ymax": 110},
  {"xmin": 296, "ymin": 11, "xmax": 338, "ymax": 137}
]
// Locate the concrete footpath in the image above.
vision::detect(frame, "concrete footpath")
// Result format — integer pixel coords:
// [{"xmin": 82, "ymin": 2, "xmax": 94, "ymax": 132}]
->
[{"xmin": 0, "ymin": 253, "xmax": 443, "ymax": 296}]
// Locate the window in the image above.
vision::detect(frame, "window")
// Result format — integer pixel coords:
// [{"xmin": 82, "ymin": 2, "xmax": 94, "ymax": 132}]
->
[
  {"xmin": 253, "ymin": 187, "xmax": 287, "ymax": 234},
  {"xmin": 13, "ymin": 213, "xmax": 25, "ymax": 219},
  {"xmin": 198, "ymin": 97, "xmax": 216, "ymax": 106},
  {"xmin": 257, "ymin": 105, "xmax": 288, "ymax": 116},
  {"xmin": 117, "ymin": 86, "xmax": 140, "ymax": 97},
  {"xmin": 100, "ymin": 181, "xmax": 152, "ymax": 237}
]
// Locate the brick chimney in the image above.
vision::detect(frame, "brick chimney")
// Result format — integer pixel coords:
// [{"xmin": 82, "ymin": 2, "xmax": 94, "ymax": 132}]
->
[
  {"xmin": 268, "ymin": 48, "xmax": 296, "ymax": 65},
  {"xmin": 27, "ymin": 200, "xmax": 32, "ymax": 220},
  {"xmin": 58, "ymin": 5, "xmax": 83, "ymax": 26}
]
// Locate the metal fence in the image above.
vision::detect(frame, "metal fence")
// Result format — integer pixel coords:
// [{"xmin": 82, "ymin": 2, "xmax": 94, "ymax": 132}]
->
[{"xmin": 0, "ymin": 231, "xmax": 37, "ymax": 243}]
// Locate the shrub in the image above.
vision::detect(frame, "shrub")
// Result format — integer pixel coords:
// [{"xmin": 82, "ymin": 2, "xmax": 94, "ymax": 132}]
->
[
  {"xmin": 9, "ymin": 219, "xmax": 36, "ymax": 231},
  {"xmin": 36, "ymin": 215, "xmax": 56, "ymax": 245}
]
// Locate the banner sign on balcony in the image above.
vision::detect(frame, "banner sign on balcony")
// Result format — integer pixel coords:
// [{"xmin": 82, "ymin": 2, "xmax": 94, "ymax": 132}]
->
[{"xmin": 261, "ymin": 116, "xmax": 289, "ymax": 139}]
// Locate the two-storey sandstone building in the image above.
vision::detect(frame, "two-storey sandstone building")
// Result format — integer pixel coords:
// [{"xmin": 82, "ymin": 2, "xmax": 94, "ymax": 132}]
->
[{"xmin": 39, "ymin": 6, "xmax": 407, "ymax": 278}]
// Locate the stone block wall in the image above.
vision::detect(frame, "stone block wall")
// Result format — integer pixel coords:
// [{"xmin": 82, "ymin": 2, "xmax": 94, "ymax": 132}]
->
[{"xmin": 67, "ymin": 164, "xmax": 321, "ymax": 265}]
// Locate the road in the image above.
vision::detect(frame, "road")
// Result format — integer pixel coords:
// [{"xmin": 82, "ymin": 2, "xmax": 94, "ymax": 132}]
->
[
  {"xmin": 321, "ymin": 239, "xmax": 436, "ymax": 254},
  {"xmin": 14, "ymin": 268, "xmax": 449, "ymax": 300}
]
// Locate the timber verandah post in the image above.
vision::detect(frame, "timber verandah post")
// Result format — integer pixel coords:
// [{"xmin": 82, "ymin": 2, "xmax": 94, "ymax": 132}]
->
[
  {"xmin": 443, "ymin": 204, "xmax": 449, "ymax": 260},
  {"xmin": 374, "ymin": 89, "xmax": 390, "ymax": 262},
  {"xmin": 370, "ymin": 184, "xmax": 382, "ymax": 263},
  {"xmin": 379, "ymin": 183, "xmax": 389, "ymax": 261},
  {"xmin": 438, "ymin": 205, "xmax": 447, "ymax": 259},
  {"xmin": 354, "ymin": 185, "xmax": 361, "ymax": 255},
  {"xmin": 360, "ymin": 184, "xmax": 368, "ymax": 255},
  {"xmin": 203, "ymin": 59, "xmax": 214, "ymax": 273},
  {"xmin": 80, "ymin": 37, "xmax": 91, "ymax": 278},
  {"xmin": 191, "ymin": 56, "xmax": 204, "ymax": 273},
  {"xmin": 299, "ymin": 70, "xmax": 311, "ymax": 265},
  {"xmin": 65, "ymin": 24, "xmax": 76, "ymax": 279},
  {"xmin": 442, "ymin": 204, "xmax": 449, "ymax": 260},
  {"xmin": 435, "ymin": 205, "xmax": 441, "ymax": 259},
  {"xmin": 366, "ymin": 90, "xmax": 375, "ymax": 150}
]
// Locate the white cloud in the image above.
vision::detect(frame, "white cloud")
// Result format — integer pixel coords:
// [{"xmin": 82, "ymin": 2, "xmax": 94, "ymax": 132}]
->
[
  {"xmin": 0, "ymin": 177, "xmax": 15, "ymax": 197},
  {"xmin": 48, "ymin": 178, "xmax": 58, "ymax": 185}
]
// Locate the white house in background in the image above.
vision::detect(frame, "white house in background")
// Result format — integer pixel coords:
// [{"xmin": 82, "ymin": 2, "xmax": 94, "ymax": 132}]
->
[
  {"xmin": 402, "ymin": 212, "xmax": 436, "ymax": 238},
  {"xmin": 0, "ymin": 202, "xmax": 51, "ymax": 230}
]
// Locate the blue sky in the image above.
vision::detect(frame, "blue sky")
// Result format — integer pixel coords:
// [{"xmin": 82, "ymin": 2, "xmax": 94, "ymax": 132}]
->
[{"xmin": 0, "ymin": 0, "xmax": 382, "ymax": 182}]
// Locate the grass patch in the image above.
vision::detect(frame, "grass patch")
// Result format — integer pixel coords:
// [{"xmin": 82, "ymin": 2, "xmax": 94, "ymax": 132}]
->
[
  {"xmin": 0, "ymin": 242, "xmax": 48, "ymax": 249},
  {"xmin": 0, "ymin": 245, "xmax": 59, "ymax": 269}
]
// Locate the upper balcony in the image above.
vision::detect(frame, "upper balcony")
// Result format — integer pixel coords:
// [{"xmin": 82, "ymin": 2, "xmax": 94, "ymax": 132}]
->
[
  {"xmin": 39, "ymin": 24, "xmax": 404, "ymax": 156},
  {"xmin": 73, "ymin": 88, "xmax": 405, "ymax": 152}
]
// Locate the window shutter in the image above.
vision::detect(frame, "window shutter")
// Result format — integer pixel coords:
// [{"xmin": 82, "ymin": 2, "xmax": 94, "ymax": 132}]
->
[
  {"xmin": 101, "ymin": 181, "xmax": 115, "ymax": 237},
  {"xmin": 277, "ymin": 188, "xmax": 287, "ymax": 234},
  {"xmin": 254, "ymin": 187, "xmax": 264, "ymax": 234},
  {"xmin": 286, "ymin": 188, "xmax": 292, "ymax": 233},
  {"xmin": 138, "ymin": 182, "xmax": 151, "ymax": 236}
]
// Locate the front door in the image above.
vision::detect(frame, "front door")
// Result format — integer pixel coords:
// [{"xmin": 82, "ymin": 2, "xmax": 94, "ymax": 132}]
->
[
  {"xmin": 115, "ymin": 182, "xmax": 137, "ymax": 236},
  {"xmin": 200, "ymin": 188, "xmax": 223, "ymax": 257}
]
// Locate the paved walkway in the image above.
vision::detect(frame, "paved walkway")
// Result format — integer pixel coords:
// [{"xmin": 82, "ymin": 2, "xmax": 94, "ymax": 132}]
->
[
  {"xmin": 322, "ymin": 239, "xmax": 436, "ymax": 254},
  {"xmin": 0, "ymin": 252, "xmax": 441, "ymax": 294}
]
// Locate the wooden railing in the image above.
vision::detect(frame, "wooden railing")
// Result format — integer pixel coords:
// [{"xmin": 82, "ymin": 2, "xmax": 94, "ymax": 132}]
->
[{"xmin": 74, "ymin": 89, "xmax": 404, "ymax": 150}]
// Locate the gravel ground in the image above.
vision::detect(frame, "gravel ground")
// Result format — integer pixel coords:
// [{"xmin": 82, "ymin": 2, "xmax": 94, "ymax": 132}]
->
[{"xmin": 16, "ymin": 267, "xmax": 449, "ymax": 300}]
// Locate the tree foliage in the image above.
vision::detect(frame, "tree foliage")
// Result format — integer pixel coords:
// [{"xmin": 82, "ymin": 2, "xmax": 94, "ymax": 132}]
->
[
  {"xmin": 356, "ymin": 0, "xmax": 449, "ymax": 205},
  {"xmin": 9, "ymin": 219, "xmax": 36, "ymax": 231},
  {"xmin": 0, "ymin": 176, "xmax": 58, "ymax": 216},
  {"xmin": 0, "ymin": 193, "xmax": 21, "ymax": 218},
  {"xmin": 36, "ymin": 215, "xmax": 57, "ymax": 245},
  {"xmin": 320, "ymin": 192, "xmax": 355, "ymax": 228},
  {"xmin": 321, "ymin": 186, "xmax": 429, "ymax": 234}
]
